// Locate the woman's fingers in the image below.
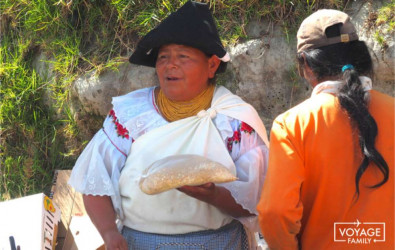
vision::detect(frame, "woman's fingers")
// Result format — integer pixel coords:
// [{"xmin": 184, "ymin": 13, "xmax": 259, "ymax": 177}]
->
[{"xmin": 177, "ymin": 182, "xmax": 216, "ymax": 203}]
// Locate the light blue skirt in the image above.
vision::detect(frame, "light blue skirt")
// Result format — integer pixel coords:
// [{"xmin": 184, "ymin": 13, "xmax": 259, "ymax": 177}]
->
[{"xmin": 121, "ymin": 220, "xmax": 248, "ymax": 249}]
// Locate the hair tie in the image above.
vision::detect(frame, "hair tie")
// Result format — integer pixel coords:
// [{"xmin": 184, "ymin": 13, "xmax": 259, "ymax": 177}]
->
[{"xmin": 342, "ymin": 64, "xmax": 354, "ymax": 72}]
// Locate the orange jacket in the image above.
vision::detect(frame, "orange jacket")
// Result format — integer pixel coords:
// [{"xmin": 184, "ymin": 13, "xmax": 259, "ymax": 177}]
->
[{"xmin": 257, "ymin": 90, "xmax": 394, "ymax": 249}]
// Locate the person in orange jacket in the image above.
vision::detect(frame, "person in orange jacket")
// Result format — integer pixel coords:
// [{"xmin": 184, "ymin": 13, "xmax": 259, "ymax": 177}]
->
[{"xmin": 257, "ymin": 9, "xmax": 394, "ymax": 249}]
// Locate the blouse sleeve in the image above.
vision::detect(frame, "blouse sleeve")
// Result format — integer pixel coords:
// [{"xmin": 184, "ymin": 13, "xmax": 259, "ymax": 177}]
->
[
  {"xmin": 68, "ymin": 110, "xmax": 133, "ymax": 218},
  {"xmin": 219, "ymin": 119, "xmax": 269, "ymax": 233}
]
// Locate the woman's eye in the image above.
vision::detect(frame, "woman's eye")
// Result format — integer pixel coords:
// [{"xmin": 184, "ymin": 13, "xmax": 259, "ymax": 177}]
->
[
  {"xmin": 179, "ymin": 54, "xmax": 189, "ymax": 58},
  {"xmin": 158, "ymin": 54, "xmax": 168, "ymax": 59}
]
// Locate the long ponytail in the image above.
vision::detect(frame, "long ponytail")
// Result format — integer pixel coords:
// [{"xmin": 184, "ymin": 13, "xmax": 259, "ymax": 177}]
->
[
  {"xmin": 338, "ymin": 67, "xmax": 389, "ymax": 198},
  {"xmin": 297, "ymin": 38, "xmax": 389, "ymax": 199}
]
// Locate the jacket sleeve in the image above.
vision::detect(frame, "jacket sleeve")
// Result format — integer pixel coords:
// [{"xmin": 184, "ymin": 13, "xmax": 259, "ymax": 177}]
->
[{"xmin": 257, "ymin": 117, "xmax": 304, "ymax": 250}]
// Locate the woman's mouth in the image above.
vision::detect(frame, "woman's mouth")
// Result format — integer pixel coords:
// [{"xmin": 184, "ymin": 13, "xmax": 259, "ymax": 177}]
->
[{"xmin": 166, "ymin": 76, "xmax": 180, "ymax": 81}]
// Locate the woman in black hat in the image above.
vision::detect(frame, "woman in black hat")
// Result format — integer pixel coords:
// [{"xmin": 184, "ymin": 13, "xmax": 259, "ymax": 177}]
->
[{"xmin": 69, "ymin": 1, "xmax": 269, "ymax": 249}]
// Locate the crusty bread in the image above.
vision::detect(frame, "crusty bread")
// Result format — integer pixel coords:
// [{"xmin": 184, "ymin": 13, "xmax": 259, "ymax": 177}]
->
[{"xmin": 139, "ymin": 154, "xmax": 237, "ymax": 195}]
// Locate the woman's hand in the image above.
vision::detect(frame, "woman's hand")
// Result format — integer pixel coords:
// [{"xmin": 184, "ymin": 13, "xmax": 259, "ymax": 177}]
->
[
  {"xmin": 177, "ymin": 182, "xmax": 217, "ymax": 204},
  {"xmin": 102, "ymin": 229, "xmax": 128, "ymax": 250},
  {"xmin": 178, "ymin": 183, "xmax": 253, "ymax": 218}
]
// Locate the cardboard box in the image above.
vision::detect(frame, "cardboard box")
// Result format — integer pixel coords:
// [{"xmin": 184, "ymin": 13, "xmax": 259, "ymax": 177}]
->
[
  {"xmin": 68, "ymin": 215, "xmax": 104, "ymax": 250},
  {"xmin": 50, "ymin": 170, "xmax": 104, "ymax": 250},
  {"xmin": 0, "ymin": 193, "xmax": 61, "ymax": 250}
]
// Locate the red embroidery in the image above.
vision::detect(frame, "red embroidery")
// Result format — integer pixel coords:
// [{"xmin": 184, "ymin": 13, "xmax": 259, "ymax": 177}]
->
[
  {"xmin": 109, "ymin": 109, "xmax": 130, "ymax": 139},
  {"xmin": 227, "ymin": 138, "xmax": 233, "ymax": 152},
  {"xmin": 226, "ymin": 131, "xmax": 240, "ymax": 152},
  {"xmin": 109, "ymin": 109, "xmax": 116, "ymax": 118},
  {"xmin": 233, "ymin": 131, "xmax": 241, "ymax": 142},
  {"xmin": 240, "ymin": 122, "xmax": 254, "ymax": 134},
  {"xmin": 226, "ymin": 122, "xmax": 255, "ymax": 153}
]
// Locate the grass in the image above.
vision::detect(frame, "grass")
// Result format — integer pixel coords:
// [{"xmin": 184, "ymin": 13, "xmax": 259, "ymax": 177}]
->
[
  {"xmin": 1, "ymin": 0, "xmax": 347, "ymax": 201},
  {"xmin": 372, "ymin": 1, "xmax": 395, "ymax": 50},
  {"xmin": 0, "ymin": 37, "xmax": 74, "ymax": 199},
  {"xmin": 376, "ymin": 1, "xmax": 395, "ymax": 32}
]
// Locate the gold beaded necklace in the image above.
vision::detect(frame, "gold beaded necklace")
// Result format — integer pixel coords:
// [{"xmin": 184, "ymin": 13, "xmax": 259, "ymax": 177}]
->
[{"xmin": 156, "ymin": 84, "xmax": 215, "ymax": 122}]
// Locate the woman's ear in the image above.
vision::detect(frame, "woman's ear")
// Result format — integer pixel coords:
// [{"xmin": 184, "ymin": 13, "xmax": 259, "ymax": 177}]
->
[
  {"xmin": 297, "ymin": 63, "xmax": 304, "ymax": 78},
  {"xmin": 298, "ymin": 53, "xmax": 319, "ymax": 87},
  {"xmin": 297, "ymin": 52, "xmax": 306, "ymax": 78},
  {"xmin": 208, "ymin": 55, "xmax": 221, "ymax": 78}
]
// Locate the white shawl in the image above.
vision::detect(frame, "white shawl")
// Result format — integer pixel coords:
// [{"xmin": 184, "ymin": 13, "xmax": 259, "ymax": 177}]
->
[{"xmin": 119, "ymin": 86, "xmax": 268, "ymax": 234}]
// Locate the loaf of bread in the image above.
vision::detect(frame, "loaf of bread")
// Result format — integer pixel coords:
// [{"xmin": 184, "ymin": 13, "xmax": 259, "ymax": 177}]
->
[{"xmin": 139, "ymin": 154, "xmax": 237, "ymax": 195}]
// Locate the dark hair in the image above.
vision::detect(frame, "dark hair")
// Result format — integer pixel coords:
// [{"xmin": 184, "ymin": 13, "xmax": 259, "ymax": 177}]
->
[{"xmin": 297, "ymin": 24, "xmax": 389, "ymax": 199}]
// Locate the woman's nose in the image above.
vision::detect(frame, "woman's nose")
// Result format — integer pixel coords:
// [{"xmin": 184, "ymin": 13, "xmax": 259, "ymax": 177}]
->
[{"xmin": 166, "ymin": 56, "xmax": 179, "ymax": 69}]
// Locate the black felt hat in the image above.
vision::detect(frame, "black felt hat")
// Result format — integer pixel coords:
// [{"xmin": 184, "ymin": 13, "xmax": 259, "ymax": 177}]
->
[{"xmin": 129, "ymin": 1, "xmax": 229, "ymax": 73}]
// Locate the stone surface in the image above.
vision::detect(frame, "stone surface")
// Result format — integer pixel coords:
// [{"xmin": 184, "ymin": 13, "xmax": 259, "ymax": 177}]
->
[
  {"xmin": 350, "ymin": 0, "xmax": 394, "ymax": 95},
  {"xmin": 71, "ymin": 63, "xmax": 157, "ymax": 115},
  {"xmin": 225, "ymin": 30, "xmax": 309, "ymax": 130}
]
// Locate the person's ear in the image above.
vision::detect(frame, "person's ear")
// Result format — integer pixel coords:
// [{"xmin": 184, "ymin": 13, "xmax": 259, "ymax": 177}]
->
[
  {"xmin": 298, "ymin": 63, "xmax": 304, "ymax": 78},
  {"xmin": 208, "ymin": 55, "xmax": 221, "ymax": 78},
  {"xmin": 298, "ymin": 53, "xmax": 319, "ymax": 87},
  {"xmin": 297, "ymin": 52, "xmax": 306, "ymax": 78}
]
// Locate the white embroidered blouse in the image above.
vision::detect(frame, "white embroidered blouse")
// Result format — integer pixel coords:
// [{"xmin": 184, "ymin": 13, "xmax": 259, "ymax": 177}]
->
[{"xmin": 68, "ymin": 86, "xmax": 269, "ymax": 232}]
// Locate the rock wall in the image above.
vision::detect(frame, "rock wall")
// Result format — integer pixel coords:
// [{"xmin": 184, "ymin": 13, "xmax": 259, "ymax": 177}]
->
[{"xmin": 34, "ymin": 1, "xmax": 394, "ymax": 137}]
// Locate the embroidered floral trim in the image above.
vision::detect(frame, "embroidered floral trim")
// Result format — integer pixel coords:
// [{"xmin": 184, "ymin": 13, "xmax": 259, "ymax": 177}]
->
[
  {"xmin": 227, "ymin": 131, "xmax": 240, "ymax": 151},
  {"xmin": 240, "ymin": 122, "xmax": 254, "ymax": 134},
  {"xmin": 226, "ymin": 122, "xmax": 255, "ymax": 152},
  {"xmin": 109, "ymin": 109, "xmax": 130, "ymax": 140}
]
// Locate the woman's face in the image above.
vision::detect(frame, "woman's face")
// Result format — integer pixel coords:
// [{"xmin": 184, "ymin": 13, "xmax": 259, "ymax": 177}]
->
[{"xmin": 156, "ymin": 44, "xmax": 220, "ymax": 102}]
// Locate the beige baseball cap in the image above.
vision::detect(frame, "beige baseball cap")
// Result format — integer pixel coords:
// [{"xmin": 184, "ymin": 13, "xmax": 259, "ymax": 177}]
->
[{"xmin": 297, "ymin": 9, "xmax": 359, "ymax": 53}]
